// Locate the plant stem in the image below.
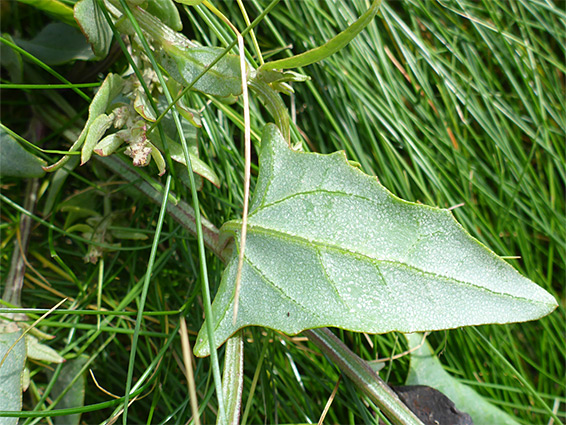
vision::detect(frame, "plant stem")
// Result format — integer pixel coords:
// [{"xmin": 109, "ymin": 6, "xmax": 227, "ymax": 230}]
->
[
  {"xmin": 219, "ymin": 331, "xmax": 244, "ymax": 425},
  {"xmin": 95, "ymin": 155, "xmax": 223, "ymax": 256},
  {"xmin": 304, "ymin": 328, "xmax": 424, "ymax": 425}
]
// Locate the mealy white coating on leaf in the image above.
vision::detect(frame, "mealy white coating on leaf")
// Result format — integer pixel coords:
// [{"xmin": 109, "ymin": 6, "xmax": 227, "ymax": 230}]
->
[{"xmin": 194, "ymin": 124, "xmax": 557, "ymax": 357}]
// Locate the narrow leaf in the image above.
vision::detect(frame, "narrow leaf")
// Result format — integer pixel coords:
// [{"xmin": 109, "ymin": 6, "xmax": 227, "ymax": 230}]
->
[
  {"xmin": 194, "ymin": 124, "xmax": 557, "ymax": 356},
  {"xmin": 81, "ymin": 113, "xmax": 114, "ymax": 165},
  {"xmin": 175, "ymin": 0, "xmax": 204, "ymax": 5},
  {"xmin": 260, "ymin": 0, "xmax": 382, "ymax": 71},
  {"xmin": 404, "ymin": 333, "xmax": 520, "ymax": 425},
  {"xmin": 25, "ymin": 335, "xmax": 65, "ymax": 363}
]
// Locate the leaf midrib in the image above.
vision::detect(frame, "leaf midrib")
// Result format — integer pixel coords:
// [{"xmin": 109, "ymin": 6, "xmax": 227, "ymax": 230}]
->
[{"xmin": 226, "ymin": 223, "xmax": 544, "ymax": 304}]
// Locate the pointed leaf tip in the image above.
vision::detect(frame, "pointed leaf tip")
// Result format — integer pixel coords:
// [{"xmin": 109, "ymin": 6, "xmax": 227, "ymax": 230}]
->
[{"xmin": 194, "ymin": 124, "xmax": 557, "ymax": 357}]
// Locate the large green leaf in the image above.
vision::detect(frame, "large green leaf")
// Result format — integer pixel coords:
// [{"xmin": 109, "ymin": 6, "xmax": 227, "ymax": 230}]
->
[
  {"xmin": 404, "ymin": 333, "xmax": 520, "ymax": 425},
  {"xmin": 194, "ymin": 124, "xmax": 557, "ymax": 356}
]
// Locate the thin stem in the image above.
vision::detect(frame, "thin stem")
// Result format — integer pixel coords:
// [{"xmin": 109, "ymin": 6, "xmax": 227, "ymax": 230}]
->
[
  {"xmin": 236, "ymin": 0, "xmax": 264, "ymax": 65},
  {"xmin": 180, "ymin": 317, "xmax": 201, "ymax": 425},
  {"xmin": 233, "ymin": 31, "xmax": 252, "ymax": 327},
  {"xmin": 219, "ymin": 331, "xmax": 244, "ymax": 425}
]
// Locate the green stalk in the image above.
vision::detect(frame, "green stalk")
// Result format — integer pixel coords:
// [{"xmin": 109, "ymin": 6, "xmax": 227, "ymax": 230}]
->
[
  {"xmin": 304, "ymin": 328, "xmax": 424, "ymax": 425},
  {"xmin": 219, "ymin": 331, "xmax": 244, "ymax": 425}
]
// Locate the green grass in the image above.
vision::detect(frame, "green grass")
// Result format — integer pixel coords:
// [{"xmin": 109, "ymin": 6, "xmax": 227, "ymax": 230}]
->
[{"xmin": 1, "ymin": 0, "xmax": 564, "ymax": 424}]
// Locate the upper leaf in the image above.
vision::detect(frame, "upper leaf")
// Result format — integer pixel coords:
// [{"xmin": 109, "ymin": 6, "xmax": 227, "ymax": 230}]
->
[{"xmin": 194, "ymin": 124, "xmax": 557, "ymax": 356}]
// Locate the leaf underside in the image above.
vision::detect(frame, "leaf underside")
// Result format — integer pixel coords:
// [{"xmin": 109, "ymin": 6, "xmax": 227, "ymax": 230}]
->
[{"xmin": 194, "ymin": 124, "xmax": 557, "ymax": 357}]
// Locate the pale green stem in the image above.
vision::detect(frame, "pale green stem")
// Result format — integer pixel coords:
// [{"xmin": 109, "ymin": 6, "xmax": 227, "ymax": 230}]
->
[
  {"xmin": 248, "ymin": 79, "xmax": 290, "ymax": 142},
  {"xmin": 219, "ymin": 331, "xmax": 244, "ymax": 425},
  {"xmin": 304, "ymin": 328, "xmax": 424, "ymax": 425}
]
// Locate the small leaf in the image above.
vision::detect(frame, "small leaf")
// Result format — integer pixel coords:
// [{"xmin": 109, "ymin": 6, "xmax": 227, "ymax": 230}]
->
[
  {"xmin": 0, "ymin": 331, "xmax": 26, "ymax": 422},
  {"xmin": 150, "ymin": 134, "xmax": 220, "ymax": 187},
  {"xmin": 94, "ymin": 133, "xmax": 125, "ymax": 156},
  {"xmin": 148, "ymin": 141, "xmax": 166, "ymax": 176},
  {"xmin": 14, "ymin": 22, "xmax": 94, "ymax": 65},
  {"xmin": 81, "ymin": 113, "xmax": 114, "ymax": 165},
  {"xmin": 194, "ymin": 124, "xmax": 557, "ymax": 356},
  {"xmin": 255, "ymin": 69, "xmax": 310, "ymax": 86},
  {"xmin": 0, "ymin": 126, "xmax": 46, "ymax": 178},
  {"xmin": 404, "ymin": 333, "xmax": 521, "ymax": 425},
  {"xmin": 26, "ymin": 335, "xmax": 65, "ymax": 363},
  {"xmin": 66, "ymin": 223, "xmax": 94, "ymax": 234},
  {"xmin": 74, "ymin": 0, "xmax": 113, "ymax": 58},
  {"xmin": 159, "ymin": 45, "xmax": 244, "ymax": 98},
  {"xmin": 260, "ymin": 0, "xmax": 381, "ymax": 71},
  {"xmin": 145, "ymin": 0, "xmax": 182, "ymax": 31},
  {"xmin": 134, "ymin": 90, "xmax": 157, "ymax": 122},
  {"xmin": 45, "ymin": 73, "xmax": 124, "ymax": 172}
]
